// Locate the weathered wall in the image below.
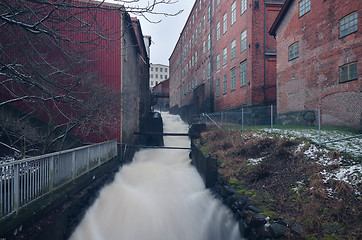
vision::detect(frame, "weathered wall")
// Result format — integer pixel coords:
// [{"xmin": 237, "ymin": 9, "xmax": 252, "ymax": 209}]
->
[{"xmin": 275, "ymin": 0, "xmax": 361, "ymax": 127}]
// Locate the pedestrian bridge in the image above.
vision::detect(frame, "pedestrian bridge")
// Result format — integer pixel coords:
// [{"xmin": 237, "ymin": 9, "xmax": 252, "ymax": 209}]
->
[{"xmin": 0, "ymin": 140, "xmax": 119, "ymax": 239}]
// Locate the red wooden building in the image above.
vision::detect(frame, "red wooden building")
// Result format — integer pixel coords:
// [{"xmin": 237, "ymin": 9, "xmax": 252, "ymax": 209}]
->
[{"xmin": 0, "ymin": 0, "xmax": 150, "ymax": 151}]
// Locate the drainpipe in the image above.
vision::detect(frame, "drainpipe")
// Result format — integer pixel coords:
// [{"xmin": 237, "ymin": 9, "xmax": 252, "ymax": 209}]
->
[
  {"xmin": 120, "ymin": 13, "xmax": 124, "ymax": 144},
  {"xmin": 263, "ymin": 1, "xmax": 267, "ymax": 103}
]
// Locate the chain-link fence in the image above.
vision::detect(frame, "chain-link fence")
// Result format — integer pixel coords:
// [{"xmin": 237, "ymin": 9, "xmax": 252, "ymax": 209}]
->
[{"xmin": 196, "ymin": 104, "xmax": 361, "ymax": 158}]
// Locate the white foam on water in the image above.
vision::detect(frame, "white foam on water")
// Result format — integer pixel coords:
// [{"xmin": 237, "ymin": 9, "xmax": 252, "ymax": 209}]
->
[{"xmin": 69, "ymin": 112, "xmax": 242, "ymax": 240}]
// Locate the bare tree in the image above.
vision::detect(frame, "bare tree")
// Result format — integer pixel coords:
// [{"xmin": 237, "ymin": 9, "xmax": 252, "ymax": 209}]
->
[{"xmin": 0, "ymin": 0, "xmax": 180, "ymax": 155}]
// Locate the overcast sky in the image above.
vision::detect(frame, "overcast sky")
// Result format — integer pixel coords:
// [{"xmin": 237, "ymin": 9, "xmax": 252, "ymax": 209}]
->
[{"xmin": 107, "ymin": 0, "xmax": 195, "ymax": 66}]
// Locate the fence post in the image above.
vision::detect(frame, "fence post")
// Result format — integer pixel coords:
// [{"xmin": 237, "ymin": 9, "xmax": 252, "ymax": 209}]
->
[
  {"xmin": 14, "ymin": 164, "xmax": 19, "ymax": 213},
  {"xmin": 242, "ymin": 108, "xmax": 244, "ymax": 133},
  {"xmin": 271, "ymin": 105, "xmax": 274, "ymax": 132},
  {"xmin": 318, "ymin": 109, "xmax": 321, "ymax": 146}
]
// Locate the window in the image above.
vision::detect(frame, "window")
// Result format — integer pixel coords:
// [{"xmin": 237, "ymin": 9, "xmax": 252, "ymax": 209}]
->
[
  {"xmin": 223, "ymin": 74, "xmax": 227, "ymax": 94},
  {"xmin": 203, "ymin": 40, "xmax": 206, "ymax": 54},
  {"xmin": 216, "ymin": 78, "xmax": 220, "ymax": 97},
  {"xmin": 151, "ymin": 74, "xmax": 153, "ymax": 78},
  {"xmin": 156, "ymin": 74, "xmax": 158, "ymax": 78},
  {"xmin": 151, "ymin": 67, "xmax": 153, "ymax": 71},
  {"xmin": 165, "ymin": 75, "xmax": 168, "ymax": 79},
  {"xmin": 195, "ymin": 28, "xmax": 198, "ymax": 40},
  {"xmin": 160, "ymin": 68, "xmax": 163, "ymax": 72},
  {"xmin": 241, "ymin": 0, "xmax": 247, "ymax": 15},
  {"xmin": 241, "ymin": 29, "xmax": 247, "ymax": 53},
  {"xmin": 299, "ymin": 0, "xmax": 310, "ymax": 17},
  {"xmin": 196, "ymin": 7, "xmax": 198, "ymax": 18},
  {"xmin": 223, "ymin": 47, "xmax": 227, "ymax": 66},
  {"xmin": 208, "ymin": 34, "xmax": 211, "ymax": 51},
  {"xmin": 208, "ymin": 6, "xmax": 211, "ymax": 20},
  {"xmin": 165, "ymin": 68, "xmax": 168, "ymax": 72},
  {"xmin": 340, "ymin": 12, "xmax": 358, "ymax": 38},
  {"xmin": 156, "ymin": 67, "xmax": 158, "ymax": 72},
  {"xmin": 340, "ymin": 62, "xmax": 358, "ymax": 83},
  {"xmin": 160, "ymin": 75, "xmax": 163, "ymax": 79},
  {"xmin": 288, "ymin": 42, "xmax": 299, "ymax": 61},
  {"xmin": 223, "ymin": 13, "xmax": 227, "ymax": 34},
  {"xmin": 240, "ymin": 61, "xmax": 246, "ymax": 86},
  {"xmin": 199, "ymin": 1, "xmax": 201, "ymax": 11},
  {"xmin": 208, "ymin": 61, "xmax": 211, "ymax": 77},
  {"xmin": 192, "ymin": 14, "xmax": 195, "ymax": 25},
  {"xmin": 231, "ymin": 68, "xmax": 236, "ymax": 91},
  {"xmin": 231, "ymin": 2, "xmax": 236, "ymax": 25},
  {"xmin": 217, "ymin": 21, "xmax": 220, "ymax": 41},
  {"xmin": 195, "ymin": 75, "xmax": 198, "ymax": 86},
  {"xmin": 192, "ymin": 56, "xmax": 194, "ymax": 66},
  {"xmin": 151, "ymin": 81, "xmax": 153, "ymax": 86},
  {"xmin": 231, "ymin": 39, "xmax": 236, "ymax": 60},
  {"xmin": 217, "ymin": 0, "xmax": 220, "ymax": 7},
  {"xmin": 156, "ymin": 81, "xmax": 158, "ymax": 85},
  {"xmin": 216, "ymin": 54, "xmax": 220, "ymax": 71},
  {"xmin": 199, "ymin": 22, "xmax": 201, "ymax": 34},
  {"xmin": 203, "ymin": 67, "xmax": 206, "ymax": 80},
  {"xmin": 203, "ymin": 15, "xmax": 205, "ymax": 28},
  {"xmin": 195, "ymin": 51, "xmax": 198, "ymax": 63}
]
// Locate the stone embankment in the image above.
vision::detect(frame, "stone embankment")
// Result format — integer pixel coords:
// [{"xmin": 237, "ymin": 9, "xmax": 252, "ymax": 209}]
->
[{"xmin": 189, "ymin": 124, "xmax": 302, "ymax": 239}]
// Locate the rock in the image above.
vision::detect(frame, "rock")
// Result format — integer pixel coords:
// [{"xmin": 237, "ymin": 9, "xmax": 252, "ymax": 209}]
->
[
  {"xmin": 221, "ymin": 185, "xmax": 237, "ymax": 198},
  {"xmin": 238, "ymin": 221, "xmax": 248, "ymax": 237},
  {"xmin": 248, "ymin": 205, "xmax": 262, "ymax": 213},
  {"xmin": 269, "ymin": 223, "xmax": 289, "ymax": 238},
  {"xmin": 250, "ymin": 214, "xmax": 267, "ymax": 228},
  {"xmin": 291, "ymin": 225, "xmax": 303, "ymax": 236}
]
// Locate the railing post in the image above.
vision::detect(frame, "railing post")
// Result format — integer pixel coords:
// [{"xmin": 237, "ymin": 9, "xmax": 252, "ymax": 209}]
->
[
  {"xmin": 72, "ymin": 151, "xmax": 76, "ymax": 179},
  {"xmin": 49, "ymin": 156, "xmax": 54, "ymax": 192},
  {"xmin": 14, "ymin": 164, "xmax": 19, "ymax": 214},
  {"xmin": 87, "ymin": 147, "xmax": 90, "ymax": 171}
]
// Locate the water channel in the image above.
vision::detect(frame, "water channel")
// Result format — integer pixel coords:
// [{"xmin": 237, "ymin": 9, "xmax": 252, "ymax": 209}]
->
[{"xmin": 69, "ymin": 112, "xmax": 242, "ymax": 240}]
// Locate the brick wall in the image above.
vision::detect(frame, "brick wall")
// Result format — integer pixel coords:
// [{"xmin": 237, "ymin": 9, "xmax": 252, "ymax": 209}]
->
[{"xmin": 275, "ymin": 0, "xmax": 361, "ymax": 127}]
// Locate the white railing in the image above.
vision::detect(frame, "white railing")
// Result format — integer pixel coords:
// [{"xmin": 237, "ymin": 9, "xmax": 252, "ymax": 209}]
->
[{"xmin": 0, "ymin": 140, "xmax": 117, "ymax": 220}]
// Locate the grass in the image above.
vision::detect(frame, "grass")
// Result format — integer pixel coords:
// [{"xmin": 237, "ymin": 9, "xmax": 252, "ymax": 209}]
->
[{"xmin": 198, "ymin": 129, "xmax": 362, "ymax": 239}]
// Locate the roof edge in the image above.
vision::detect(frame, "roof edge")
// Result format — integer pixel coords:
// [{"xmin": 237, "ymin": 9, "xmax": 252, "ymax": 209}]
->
[{"xmin": 269, "ymin": 0, "xmax": 293, "ymax": 36}]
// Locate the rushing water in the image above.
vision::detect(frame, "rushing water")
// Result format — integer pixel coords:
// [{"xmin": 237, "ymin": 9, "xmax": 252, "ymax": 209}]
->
[{"xmin": 69, "ymin": 112, "xmax": 242, "ymax": 240}]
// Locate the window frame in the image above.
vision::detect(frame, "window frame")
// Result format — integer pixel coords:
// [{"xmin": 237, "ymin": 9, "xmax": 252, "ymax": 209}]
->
[
  {"xmin": 340, "ymin": 12, "xmax": 358, "ymax": 38},
  {"xmin": 299, "ymin": 0, "xmax": 310, "ymax": 18},
  {"xmin": 223, "ymin": 47, "xmax": 227, "ymax": 66},
  {"xmin": 241, "ymin": 0, "xmax": 247, "ymax": 15},
  {"xmin": 339, "ymin": 62, "xmax": 358, "ymax": 83},
  {"xmin": 241, "ymin": 29, "xmax": 247, "ymax": 53},
  {"xmin": 231, "ymin": 67, "xmax": 236, "ymax": 91},
  {"xmin": 223, "ymin": 13, "xmax": 227, "ymax": 34},
  {"xmin": 231, "ymin": 39, "xmax": 236, "ymax": 60},
  {"xmin": 223, "ymin": 74, "xmax": 227, "ymax": 95},
  {"xmin": 288, "ymin": 42, "xmax": 299, "ymax": 61},
  {"xmin": 231, "ymin": 2, "xmax": 236, "ymax": 25},
  {"xmin": 240, "ymin": 60, "xmax": 247, "ymax": 87},
  {"xmin": 216, "ymin": 78, "xmax": 221, "ymax": 97}
]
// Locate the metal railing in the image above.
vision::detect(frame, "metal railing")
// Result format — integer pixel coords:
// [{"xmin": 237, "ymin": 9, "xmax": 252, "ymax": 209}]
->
[{"xmin": 0, "ymin": 140, "xmax": 117, "ymax": 220}]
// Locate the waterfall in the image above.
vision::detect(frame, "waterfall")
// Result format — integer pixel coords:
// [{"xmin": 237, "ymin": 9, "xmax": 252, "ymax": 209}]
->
[{"xmin": 69, "ymin": 112, "xmax": 242, "ymax": 240}]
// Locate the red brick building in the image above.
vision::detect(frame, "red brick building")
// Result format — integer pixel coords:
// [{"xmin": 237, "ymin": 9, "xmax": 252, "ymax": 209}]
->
[
  {"xmin": 169, "ymin": 0, "xmax": 284, "ymax": 119},
  {"xmin": 152, "ymin": 79, "xmax": 170, "ymax": 111},
  {"xmin": 270, "ymin": 0, "xmax": 361, "ymax": 127}
]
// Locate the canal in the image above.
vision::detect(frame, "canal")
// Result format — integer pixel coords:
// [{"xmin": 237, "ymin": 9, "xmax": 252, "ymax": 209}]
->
[{"xmin": 69, "ymin": 112, "xmax": 242, "ymax": 240}]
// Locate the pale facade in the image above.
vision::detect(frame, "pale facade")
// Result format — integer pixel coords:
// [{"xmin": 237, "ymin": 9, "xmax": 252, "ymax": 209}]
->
[{"xmin": 150, "ymin": 63, "xmax": 169, "ymax": 89}]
